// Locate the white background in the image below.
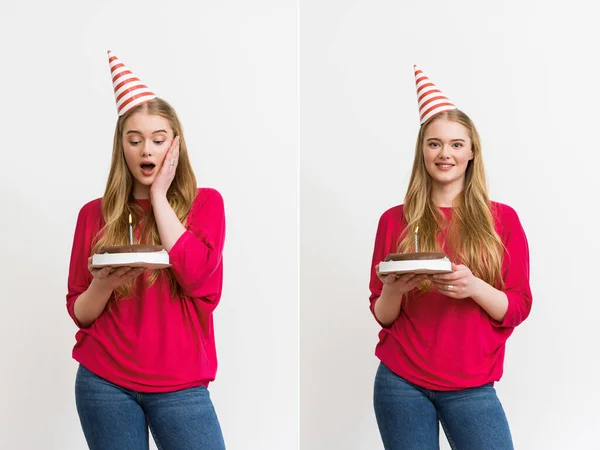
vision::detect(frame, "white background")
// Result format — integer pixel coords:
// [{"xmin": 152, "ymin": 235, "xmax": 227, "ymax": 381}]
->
[
  {"xmin": 0, "ymin": 1, "xmax": 298, "ymax": 449},
  {"xmin": 4, "ymin": 1, "xmax": 600, "ymax": 449},
  {"xmin": 300, "ymin": 0, "xmax": 600, "ymax": 449}
]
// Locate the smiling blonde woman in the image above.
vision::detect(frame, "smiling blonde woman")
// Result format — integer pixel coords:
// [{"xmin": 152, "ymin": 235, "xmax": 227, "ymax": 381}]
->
[{"xmin": 369, "ymin": 66, "xmax": 532, "ymax": 450}]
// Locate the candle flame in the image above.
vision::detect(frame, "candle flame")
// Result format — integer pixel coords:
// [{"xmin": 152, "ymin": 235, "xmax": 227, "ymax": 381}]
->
[
  {"xmin": 129, "ymin": 213, "xmax": 132, "ymax": 224},
  {"xmin": 415, "ymin": 226, "xmax": 419, "ymax": 234}
]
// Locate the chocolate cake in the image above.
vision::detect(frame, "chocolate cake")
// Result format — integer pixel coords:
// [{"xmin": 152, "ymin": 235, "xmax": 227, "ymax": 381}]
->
[
  {"xmin": 97, "ymin": 244, "xmax": 164, "ymax": 254},
  {"xmin": 91, "ymin": 244, "xmax": 171, "ymax": 269},
  {"xmin": 378, "ymin": 252, "xmax": 452, "ymax": 275},
  {"xmin": 384, "ymin": 252, "xmax": 447, "ymax": 261}
]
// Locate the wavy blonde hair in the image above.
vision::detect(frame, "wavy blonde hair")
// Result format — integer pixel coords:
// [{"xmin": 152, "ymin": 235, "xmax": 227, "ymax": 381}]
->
[
  {"xmin": 398, "ymin": 109, "xmax": 505, "ymax": 289},
  {"xmin": 92, "ymin": 98, "xmax": 197, "ymax": 298}
]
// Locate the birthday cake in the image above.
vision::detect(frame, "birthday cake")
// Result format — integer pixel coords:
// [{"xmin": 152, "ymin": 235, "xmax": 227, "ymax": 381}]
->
[
  {"xmin": 91, "ymin": 244, "xmax": 171, "ymax": 269},
  {"xmin": 378, "ymin": 252, "xmax": 452, "ymax": 275}
]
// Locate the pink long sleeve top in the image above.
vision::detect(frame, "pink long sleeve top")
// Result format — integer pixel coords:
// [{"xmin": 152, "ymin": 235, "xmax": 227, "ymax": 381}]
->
[
  {"xmin": 66, "ymin": 188, "xmax": 225, "ymax": 392},
  {"xmin": 369, "ymin": 202, "xmax": 532, "ymax": 390}
]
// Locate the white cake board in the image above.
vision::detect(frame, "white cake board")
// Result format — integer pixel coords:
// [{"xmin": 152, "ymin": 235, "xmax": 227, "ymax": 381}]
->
[
  {"xmin": 91, "ymin": 252, "xmax": 171, "ymax": 270},
  {"xmin": 378, "ymin": 259, "xmax": 452, "ymax": 275}
]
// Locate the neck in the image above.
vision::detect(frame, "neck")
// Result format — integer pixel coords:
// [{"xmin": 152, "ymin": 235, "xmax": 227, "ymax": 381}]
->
[
  {"xmin": 133, "ymin": 183, "xmax": 150, "ymax": 200},
  {"xmin": 430, "ymin": 181, "xmax": 463, "ymax": 207}
]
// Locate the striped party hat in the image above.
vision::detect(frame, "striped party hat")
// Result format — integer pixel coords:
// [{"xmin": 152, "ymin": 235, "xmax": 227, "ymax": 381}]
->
[
  {"xmin": 414, "ymin": 65, "xmax": 457, "ymax": 124},
  {"xmin": 107, "ymin": 50, "xmax": 157, "ymax": 116}
]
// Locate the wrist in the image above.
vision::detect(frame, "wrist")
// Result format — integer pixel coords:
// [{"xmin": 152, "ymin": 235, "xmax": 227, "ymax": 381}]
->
[
  {"xmin": 90, "ymin": 278, "xmax": 114, "ymax": 297},
  {"xmin": 150, "ymin": 190, "xmax": 168, "ymax": 205},
  {"xmin": 470, "ymin": 277, "xmax": 488, "ymax": 302},
  {"xmin": 381, "ymin": 284, "xmax": 405, "ymax": 300}
]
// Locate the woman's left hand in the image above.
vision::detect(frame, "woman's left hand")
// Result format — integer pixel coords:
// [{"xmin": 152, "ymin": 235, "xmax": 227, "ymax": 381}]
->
[
  {"xmin": 431, "ymin": 263, "xmax": 481, "ymax": 299},
  {"xmin": 151, "ymin": 136, "xmax": 180, "ymax": 200}
]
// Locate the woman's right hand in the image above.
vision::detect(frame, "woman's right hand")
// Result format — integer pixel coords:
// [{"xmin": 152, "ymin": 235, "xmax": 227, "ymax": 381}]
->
[
  {"xmin": 87, "ymin": 257, "xmax": 146, "ymax": 291},
  {"xmin": 376, "ymin": 264, "xmax": 429, "ymax": 295}
]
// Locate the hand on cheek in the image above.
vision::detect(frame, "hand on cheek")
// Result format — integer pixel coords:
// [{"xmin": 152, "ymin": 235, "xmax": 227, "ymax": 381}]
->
[{"xmin": 150, "ymin": 136, "xmax": 180, "ymax": 199}]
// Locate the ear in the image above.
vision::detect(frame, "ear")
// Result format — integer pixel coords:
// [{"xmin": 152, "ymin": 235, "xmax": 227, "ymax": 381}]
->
[{"xmin": 469, "ymin": 151, "xmax": 474, "ymax": 160}]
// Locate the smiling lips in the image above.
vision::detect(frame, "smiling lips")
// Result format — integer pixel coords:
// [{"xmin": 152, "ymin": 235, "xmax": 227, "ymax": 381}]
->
[{"xmin": 435, "ymin": 162, "xmax": 455, "ymax": 171}]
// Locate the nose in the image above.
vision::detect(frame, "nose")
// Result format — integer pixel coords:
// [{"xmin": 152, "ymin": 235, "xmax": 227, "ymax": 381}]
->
[
  {"xmin": 437, "ymin": 144, "xmax": 451, "ymax": 160},
  {"xmin": 141, "ymin": 146, "xmax": 152, "ymax": 157}
]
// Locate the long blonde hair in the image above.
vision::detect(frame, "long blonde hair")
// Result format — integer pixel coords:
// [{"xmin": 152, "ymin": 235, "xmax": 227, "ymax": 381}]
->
[
  {"xmin": 398, "ymin": 109, "xmax": 505, "ymax": 289},
  {"xmin": 92, "ymin": 98, "xmax": 198, "ymax": 298}
]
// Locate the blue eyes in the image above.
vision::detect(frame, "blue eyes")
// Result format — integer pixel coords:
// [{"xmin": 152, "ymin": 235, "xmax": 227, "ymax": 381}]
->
[{"xmin": 429, "ymin": 142, "xmax": 463, "ymax": 149}]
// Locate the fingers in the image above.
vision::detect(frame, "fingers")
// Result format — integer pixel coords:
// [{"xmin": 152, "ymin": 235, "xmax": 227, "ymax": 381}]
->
[
  {"xmin": 174, "ymin": 136, "xmax": 180, "ymax": 156},
  {"xmin": 411, "ymin": 274, "xmax": 430, "ymax": 284},
  {"xmin": 90, "ymin": 266, "xmax": 112, "ymax": 278},
  {"xmin": 111, "ymin": 266, "xmax": 135, "ymax": 278},
  {"xmin": 166, "ymin": 136, "xmax": 180, "ymax": 169},
  {"xmin": 432, "ymin": 271, "xmax": 461, "ymax": 281},
  {"xmin": 169, "ymin": 135, "xmax": 180, "ymax": 154},
  {"xmin": 93, "ymin": 266, "xmax": 143, "ymax": 280},
  {"xmin": 405, "ymin": 274, "xmax": 429, "ymax": 289},
  {"xmin": 384, "ymin": 273, "xmax": 430, "ymax": 286},
  {"xmin": 432, "ymin": 281, "xmax": 464, "ymax": 298},
  {"xmin": 380, "ymin": 273, "xmax": 397, "ymax": 284},
  {"xmin": 123, "ymin": 267, "xmax": 146, "ymax": 282},
  {"xmin": 172, "ymin": 137, "xmax": 180, "ymax": 168},
  {"xmin": 392, "ymin": 273, "xmax": 415, "ymax": 282},
  {"xmin": 114, "ymin": 266, "xmax": 146, "ymax": 279},
  {"xmin": 401, "ymin": 273, "xmax": 428, "ymax": 282},
  {"xmin": 109, "ymin": 267, "xmax": 145, "ymax": 287}
]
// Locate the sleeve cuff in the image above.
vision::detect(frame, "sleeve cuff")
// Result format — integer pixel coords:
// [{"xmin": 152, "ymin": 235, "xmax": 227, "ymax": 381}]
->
[{"xmin": 490, "ymin": 291, "xmax": 517, "ymax": 328}]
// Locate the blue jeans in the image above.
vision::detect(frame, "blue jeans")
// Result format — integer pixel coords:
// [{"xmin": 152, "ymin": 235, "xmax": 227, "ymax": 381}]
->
[
  {"xmin": 75, "ymin": 365, "xmax": 226, "ymax": 450},
  {"xmin": 373, "ymin": 363, "xmax": 514, "ymax": 450}
]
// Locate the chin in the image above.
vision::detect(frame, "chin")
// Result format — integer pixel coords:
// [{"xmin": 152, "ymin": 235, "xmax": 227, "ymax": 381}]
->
[{"xmin": 133, "ymin": 175, "xmax": 155, "ymax": 186}]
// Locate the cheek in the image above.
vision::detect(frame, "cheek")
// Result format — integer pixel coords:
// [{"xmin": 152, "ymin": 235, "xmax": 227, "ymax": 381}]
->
[
  {"xmin": 422, "ymin": 149, "xmax": 436, "ymax": 165},
  {"xmin": 153, "ymin": 141, "xmax": 170, "ymax": 156},
  {"xmin": 122, "ymin": 147, "xmax": 142, "ymax": 173},
  {"xmin": 459, "ymin": 152, "xmax": 473, "ymax": 165},
  {"xmin": 122, "ymin": 147, "xmax": 136, "ymax": 164}
]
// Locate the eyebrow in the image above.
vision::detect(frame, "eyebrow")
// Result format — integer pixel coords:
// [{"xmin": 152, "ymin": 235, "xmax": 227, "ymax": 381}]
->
[
  {"xmin": 125, "ymin": 129, "xmax": 168, "ymax": 135},
  {"xmin": 426, "ymin": 138, "xmax": 466, "ymax": 142}
]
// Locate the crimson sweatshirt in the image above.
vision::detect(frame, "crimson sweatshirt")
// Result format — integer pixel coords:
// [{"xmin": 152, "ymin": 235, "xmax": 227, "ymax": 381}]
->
[
  {"xmin": 66, "ymin": 188, "xmax": 225, "ymax": 392},
  {"xmin": 369, "ymin": 202, "xmax": 532, "ymax": 391}
]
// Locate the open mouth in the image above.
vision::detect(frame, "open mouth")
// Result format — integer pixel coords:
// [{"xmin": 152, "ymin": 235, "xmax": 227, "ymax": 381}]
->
[
  {"xmin": 140, "ymin": 163, "xmax": 156, "ymax": 176},
  {"xmin": 435, "ymin": 163, "xmax": 454, "ymax": 169}
]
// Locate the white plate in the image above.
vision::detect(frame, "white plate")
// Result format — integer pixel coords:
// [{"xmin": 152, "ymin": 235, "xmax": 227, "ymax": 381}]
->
[
  {"xmin": 91, "ymin": 252, "xmax": 171, "ymax": 270},
  {"xmin": 378, "ymin": 259, "xmax": 452, "ymax": 275}
]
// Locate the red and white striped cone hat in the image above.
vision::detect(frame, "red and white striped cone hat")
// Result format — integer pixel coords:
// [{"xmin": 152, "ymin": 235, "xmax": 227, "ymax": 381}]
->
[
  {"xmin": 414, "ymin": 64, "xmax": 457, "ymax": 124},
  {"xmin": 107, "ymin": 50, "xmax": 157, "ymax": 116}
]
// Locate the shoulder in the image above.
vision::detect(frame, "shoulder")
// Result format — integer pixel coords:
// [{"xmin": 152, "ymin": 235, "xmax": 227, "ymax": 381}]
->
[
  {"xmin": 187, "ymin": 187, "xmax": 225, "ymax": 226},
  {"xmin": 71, "ymin": 198, "xmax": 103, "ymax": 242},
  {"xmin": 376, "ymin": 204, "xmax": 405, "ymax": 233},
  {"xmin": 489, "ymin": 200, "xmax": 526, "ymax": 237},
  {"xmin": 379, "ymin": 204, "xmax": 404, "ymax": 223},
  {"xmin": 490, "ymin": 201, "xmax": 521, "ymax": 224},
  {"xmin": 77, "ymin": 198, "xmax": 103, "ymax": 221},
  {"xmin": 194, "ymin": 187, "xmax": 224, "ymax": 206}
]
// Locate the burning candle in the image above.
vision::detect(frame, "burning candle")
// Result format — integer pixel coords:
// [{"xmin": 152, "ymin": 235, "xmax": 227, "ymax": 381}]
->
[
  {"xmin": 414, "ymin": 226, "xmax": 419, "ymax": 253},
  {"xmin": 129, "ymin": 214, "xmax": 133, "ymax": 245}
]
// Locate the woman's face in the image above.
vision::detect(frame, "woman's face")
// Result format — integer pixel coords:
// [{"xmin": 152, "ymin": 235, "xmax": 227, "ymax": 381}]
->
[
  {"xmin": 422, "ymin": 117, "xmax": 474, "ymax": 190},
  {"xmin": 122, "ymin": 111, "xmax": 174, "ymax": 196}
]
